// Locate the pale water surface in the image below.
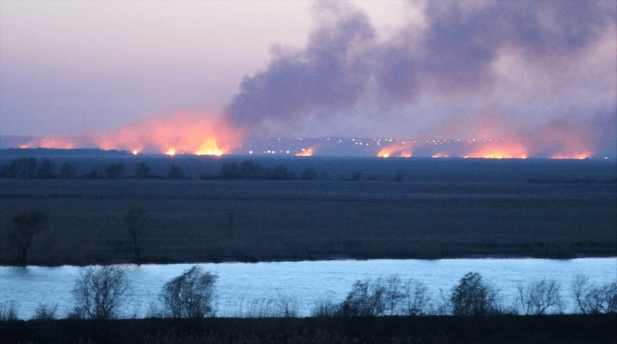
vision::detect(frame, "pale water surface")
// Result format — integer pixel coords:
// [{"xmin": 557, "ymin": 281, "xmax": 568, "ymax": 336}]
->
[{"xmin": 1, "ymin": 258, "xmax": 615, "ymax": 318}]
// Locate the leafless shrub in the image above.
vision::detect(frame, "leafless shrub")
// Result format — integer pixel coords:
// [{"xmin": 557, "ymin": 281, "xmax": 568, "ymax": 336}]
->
[
  {"xmin": 0, "ymin": 300, "xmax": 19, "ymax": 320},
  {"xmin": 6, "ymin": 210, "xmax": 47, "ymax": 265},
  {"xmin": 33, "ymin": 302, "xmax": 59, "ymax": 320},
  {"xmin": 71, "ymin": 265, "xmax": 131, "ymax": 319},
  {"xmin": 311, "ymin": 299, "xmax": 343, "ymax": 317},
  {"xmin": 571, "ymin": 274, "xmax": 617, "ymax": 314},
  {"xmin": 402, "ymin": 279, "xmax": 431, "ymax": 315},
  {"xmin": 124, "ymin": 207, "xmax": 148, "ymax": 265},
  {"xmin": 340, "ymin": 278, "xmax": 387, "ymax": 317},
  {"xmin": 159, "ymin": 265, "xmax": 217, "ymax": 318},
  {"xmin": 338, "ymin": 274, "xmax": 431, "ymax": 317},
  {"xmin": 516, "ymin": 278, "xmax": 563, "ymax": 315},
  {"xmin": 450, "ymin": 272, "xmax": 501, "ymax": 316},
  {"xmin": 274, "ymin": 291, "xmax": 298, "ymax": 318}
]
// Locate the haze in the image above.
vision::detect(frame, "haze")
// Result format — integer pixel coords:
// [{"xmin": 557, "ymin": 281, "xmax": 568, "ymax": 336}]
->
[{"xmin": 1, "ymin": 0, "xmax": 615, "ymax": 155}]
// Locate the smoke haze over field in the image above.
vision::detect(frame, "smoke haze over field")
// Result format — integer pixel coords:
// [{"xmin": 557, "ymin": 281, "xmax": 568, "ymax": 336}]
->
[{"xmin": 1, "ymin": 0, "xmax": 615, "ymax": 157}]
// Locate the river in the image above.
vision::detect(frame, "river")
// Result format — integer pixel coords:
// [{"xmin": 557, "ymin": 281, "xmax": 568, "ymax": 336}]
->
[{"xmin": 1, "ymin": 258, "xmax": 615, "ymax": 318}]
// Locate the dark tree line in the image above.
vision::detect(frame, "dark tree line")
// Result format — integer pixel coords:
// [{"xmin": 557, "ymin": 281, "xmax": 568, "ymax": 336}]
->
[
  {"xmin": 1, "ymin": 158, "xmax": 404, "ymax": 181},
  {"xmin": 0, "ymin": 159, "xmax": 186, "ymax": 180}
]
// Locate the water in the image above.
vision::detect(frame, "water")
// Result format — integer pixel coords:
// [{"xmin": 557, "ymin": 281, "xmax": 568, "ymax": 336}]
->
[{"xmin": 1, "ymin": 258, "xmax": 615, "ymax": 319}]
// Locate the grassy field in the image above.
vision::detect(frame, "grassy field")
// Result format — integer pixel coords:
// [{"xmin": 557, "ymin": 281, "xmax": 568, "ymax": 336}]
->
[{"xmin": 1, "ymin": 177, "xmax": 615, "ymax": 266}]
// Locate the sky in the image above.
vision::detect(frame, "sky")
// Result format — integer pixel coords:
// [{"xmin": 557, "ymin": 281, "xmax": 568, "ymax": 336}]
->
[{"xmin": 1, "ymin": 0, "xmax": 616, "ymax": 148}]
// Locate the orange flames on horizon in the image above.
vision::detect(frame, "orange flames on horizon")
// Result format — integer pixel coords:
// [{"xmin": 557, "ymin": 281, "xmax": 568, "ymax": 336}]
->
[
  {"xmin": 296, "ymin": 146, "xmax": 316, "ymax": 157},
  {"xmin": 377, "ymin": 142, "xmax": 413, "ymax": 158},
  {"xmin": 463, "ymin": 140, "xmax": 528, "ymax": 159},
  {"xmin": 20, "ymin": 111, "xmax": 243, "ymax": 156}
]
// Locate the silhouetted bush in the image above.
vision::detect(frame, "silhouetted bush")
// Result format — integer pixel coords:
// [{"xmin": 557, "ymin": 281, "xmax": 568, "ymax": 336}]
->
[
  {"xmin": 135, "ymin": 162, "xmax": 154, "ymax": 179},
  {"xmin": 105, "ymin": 162, "xmax": 125, "ymax": 179},
  {"xmin": 71, "ymin": 266, "xmax": 131, "ymax": 319},
  {"xmin": 0, "ymin": 301, "xmax": 19, "ymax": 320},
  {"xmin": 450, "ymin": 272, "xmax": 500, "ymax": 316},
  {"xmin": 571, "ymin": 274, "xmax": 617, "ymax": 314},
  {"xmin": 219, "ymin": 162, "xmax": 240, "ymax": 179},
  {"xmin": 516, "ymin": 278, "xmax": 563, "ymax": 315},
  {"xmin": 33, "ymin": 302, "xmax": 59, "ymax": 320},
  {"xmin": 339, "ymin": 275, "xmax": 431, "ymax": 317},
  {"xmin": 159, "ymin": 266, "xmax": 217, "ymax": 318},
  {"xmin": 36, "ymin": 158, "xmax": 56, "ymax": 179},
  {"xmin": 240, "ymin": 160, "xmax": 262, "ymax": 179},
  {"xmin": 124, "ymin": 207, "xmax": 148, "ymax": 265},
  {"xmin": 59, "ymin": 161, "xmax": 77, "ymax": 179},
  {"xmin": 6, "ymin": 210, "xmax": 47, "ymax": 266},
  {"xmin": 167, "ymin": 163, "xmax": 184, "ymax": 180}
]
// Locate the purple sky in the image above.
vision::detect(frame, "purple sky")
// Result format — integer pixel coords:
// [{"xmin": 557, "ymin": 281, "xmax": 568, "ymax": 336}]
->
[{"xmin": 1, "ymin": 0, "xmax": 615, "ymax": 142}]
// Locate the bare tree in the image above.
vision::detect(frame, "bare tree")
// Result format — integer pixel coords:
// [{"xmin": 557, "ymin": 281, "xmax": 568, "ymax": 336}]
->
[
  {"xmin": 159, "ymin": 265, "xmax": 217, "ymax": 318},
  {"xmin": 7, "ymin": 210, "xmax": 47, "ymax": 265},
  {"xmin": 124, "ymin": 207, "xmax": 148, "ymax": 265},
  {"xmin": 71, "ymin": 266, "xmax": 131, "ymax": 319},
  {"xmin": 340, "ymin": 278, "xmax": 387, "ymax": 317},
  {"xmin": 337, "ymin": 275, "xmax": 431, "ymax": 317},
  {"xmin": 402, "ymin": 279, "xmax": 431, "ymax": 316},
  {"xmin": 516, "ymin": 278, "xmax": 563, "ymax": 315},
  {"xmin": 0, "ymin": 301, "xmax": 19, "ymax": 320},
  {"xmin": 33, "ymin": 302, "xmax": 59, "ymax": 320},
  {"xmin": 571, "ymin": 274, "xmax": 617, "ymax": 314},
  {"xmin": 450, "ymin": 272, "xmax": 500, "ymax": 316}
]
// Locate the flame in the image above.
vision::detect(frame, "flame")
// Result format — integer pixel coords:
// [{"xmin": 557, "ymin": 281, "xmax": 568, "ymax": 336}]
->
[
  {"xmin": 195, "ymin": 139, "xmax": 224, "ymax": 156},
  {"xmin": 464, "ymin": 141, "xmax": 528, "ymax": 159},
  {"xmin": 530, "ymin": 118, "xmax": 594, "ymax": 159},
  {"xmin": 296, "ymin": 147, "xmax": 315, "ymax": 157},
  {"xmin": 19, "ymin": 110, "xmax": 243, "ymax": 156},
  {"xmin": 377, "ymin": 142, "xmax": 414, "ymax": 158}
]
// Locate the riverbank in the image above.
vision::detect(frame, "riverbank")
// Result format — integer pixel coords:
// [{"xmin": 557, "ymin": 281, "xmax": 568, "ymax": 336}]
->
[{"xmin": 1, "ymin": 314, "xmax": 615, "ymax": 343}]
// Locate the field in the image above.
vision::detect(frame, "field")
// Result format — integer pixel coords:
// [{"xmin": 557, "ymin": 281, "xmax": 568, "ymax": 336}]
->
[{"xmin": 1, "ymin": 157, "xmax": 615, "ymax": 265}]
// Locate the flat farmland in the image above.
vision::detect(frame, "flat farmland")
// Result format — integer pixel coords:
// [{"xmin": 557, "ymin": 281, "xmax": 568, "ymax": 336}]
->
[{"xmin": 1, "ymin": 176, "xmax": 615, "ymax": 265}]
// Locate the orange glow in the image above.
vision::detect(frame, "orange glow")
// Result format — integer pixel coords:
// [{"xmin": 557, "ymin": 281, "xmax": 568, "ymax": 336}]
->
[
  {"xmin": 464, "ymin": 141, "xmax": 528, "ymax": 159},
  {"xmin": 530, "ymin": 119, "xmax": 594, "ymax": 160},
  {"xmin": 195, "ymin": 139, "xmax": 224, "ymax": 156},
  {"xmin": 296, "ymin": 147, "xmax": 315, "ymax": 157},
  {"xmin": 20, "ymin": 137, "xmax": 77, "ymax": 149},
  {"xmin": 550, "ymin": 152, "xmax": 591, "ymax": 160},
  {"xmin": 377, "ymin": 142, "xmax": 413, "ymax": 158},
  {"xmin": 432, "ymin": 152, "xmax": 449, "ymax": 158},
  {"xmin": 20, "ymin": 110, "xmax": 244, "ymax": 155}
]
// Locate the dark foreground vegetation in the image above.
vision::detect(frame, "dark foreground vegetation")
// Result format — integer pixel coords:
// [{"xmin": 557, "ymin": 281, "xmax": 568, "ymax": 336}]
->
[{"xmin": 1, "ymin": 314, "xmax": 616, "ymax": 344}]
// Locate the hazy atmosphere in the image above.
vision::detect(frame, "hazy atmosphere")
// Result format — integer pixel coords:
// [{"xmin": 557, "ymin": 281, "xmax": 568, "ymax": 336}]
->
[{"xmin": 1, "ymin": 0, "xmax": 615, "ymax": 158}]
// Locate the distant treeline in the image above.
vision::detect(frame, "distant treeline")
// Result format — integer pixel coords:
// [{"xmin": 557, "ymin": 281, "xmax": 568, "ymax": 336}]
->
[
  {"xmin": 0, "ymin": 158, "xmax": 403, "ymax": 181},
  {"xmin": 527, "ymin": 178, "xmax": 617, "ymax": 184}
]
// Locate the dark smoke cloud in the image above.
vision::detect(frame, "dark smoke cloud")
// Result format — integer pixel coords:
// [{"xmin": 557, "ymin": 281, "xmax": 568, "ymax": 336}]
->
[
  {"xmin": 224, "ymin": 0, "xmax": 615, "ymax": 130},
  {"xmin": 225, "ymin": 6, "xmax": 375, "ymax": 127}
]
